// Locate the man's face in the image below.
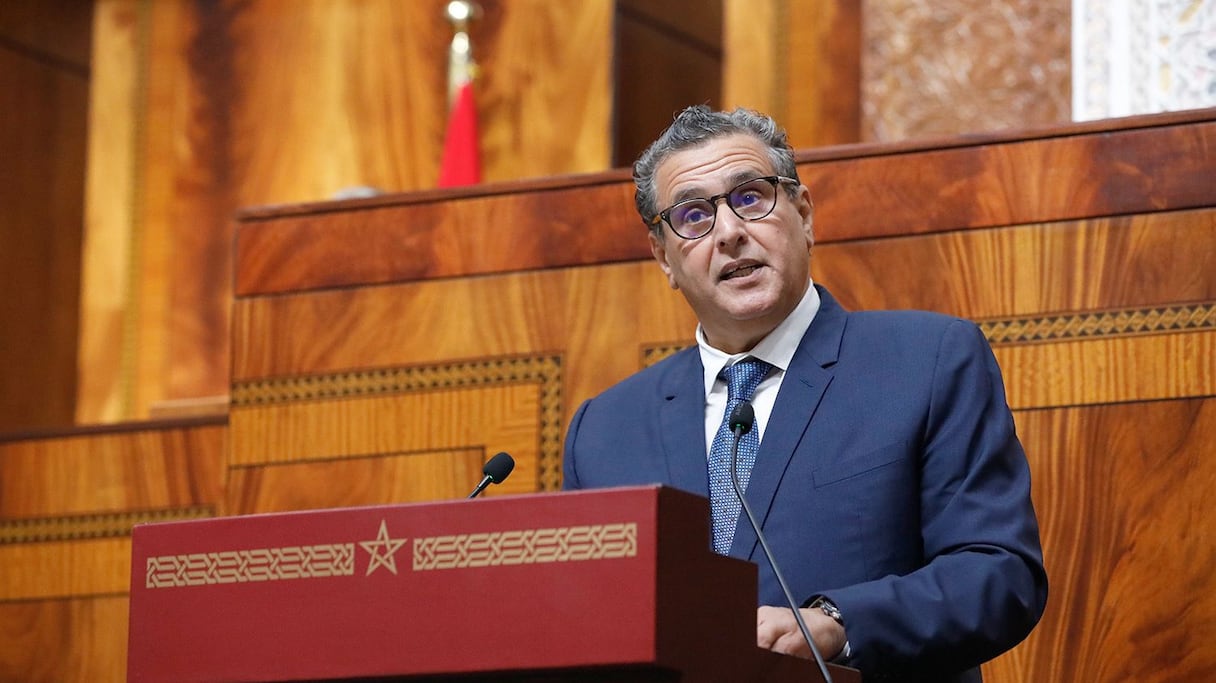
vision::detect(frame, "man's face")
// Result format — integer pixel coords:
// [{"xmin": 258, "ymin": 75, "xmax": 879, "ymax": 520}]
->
[{"xmin": 649, "ymin": 133, "xmax": 814, "ymax": 354}]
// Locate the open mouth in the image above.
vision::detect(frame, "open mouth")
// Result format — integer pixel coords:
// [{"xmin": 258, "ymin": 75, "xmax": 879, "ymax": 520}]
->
[{"xmin": 721, "ymin": 263, "xmax": 763, "ymax": 281}]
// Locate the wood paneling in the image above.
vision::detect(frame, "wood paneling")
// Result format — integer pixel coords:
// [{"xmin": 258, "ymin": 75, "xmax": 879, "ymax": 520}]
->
[
  {"xmin": 0, "ymin": 419, "xmax": 226, "ymax": 681},
  {"xmin": 814, "ymin": 209, "xmax": 1216, "ymax": 316},
  {"xmin": 0, "ymin": 597, "xmax": 128, "ymax": 683},
  {"xmin": 233, "ymin": 110, "xmax": 1216, "ymax": 296},
  {"xmin": 614, "ymin": 0, "xmax": 723, "ymax": 165},
  {"xmin": 226, "ymin": 447, "xmax": 488, "ymax": 514},
  {"xmin": 77, "ymin": 0, "xmax": 615, "ymax": 423},
  {"xmin": 984, "ymin": 399, "xmax": 1216, "ymax": 681},
  {"xmin": 0, "ymin": 1, "xmax": 91, "ymax": 431},
  {"xmin": 723, "ymin": 0, "xmax": 861, "ymax": 148},
  {"xmin": 0, "ymin": 421, "xmax": 227, "ymax": 517}
]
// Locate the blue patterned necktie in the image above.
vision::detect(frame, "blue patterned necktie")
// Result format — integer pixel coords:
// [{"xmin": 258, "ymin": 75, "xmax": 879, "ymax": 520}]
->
[{"xmin": 707, "ymin": 357, "xmax": 773, "ymax": 555}]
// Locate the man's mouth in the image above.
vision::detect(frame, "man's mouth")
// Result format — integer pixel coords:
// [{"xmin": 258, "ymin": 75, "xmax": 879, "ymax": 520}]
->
[{"xmin": 721, "ymin": 263, "xmax": 763, "ymax": 281}]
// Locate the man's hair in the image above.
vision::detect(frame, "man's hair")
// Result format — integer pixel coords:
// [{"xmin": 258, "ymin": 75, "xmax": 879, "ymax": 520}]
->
[{"xmin": 632, "ymin": 105, "xmax": 801, "ymax": 238}]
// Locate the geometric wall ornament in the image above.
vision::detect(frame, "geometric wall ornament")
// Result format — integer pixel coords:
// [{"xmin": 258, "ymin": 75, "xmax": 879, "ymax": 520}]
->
[
  {"xmin": 1074, "ymin": 0, "xmax": 1216, "ymax": 120},
  {"xmin": 231, "ymin": 354, "xmax": 564, "ymax": 490},
  {"xmin": 979, "ymin": 302, "xmax": 1216, "ymax": 345},
  {"xmin": 0, "ymin": 506, "xmax": 214, "ymax": 544}
]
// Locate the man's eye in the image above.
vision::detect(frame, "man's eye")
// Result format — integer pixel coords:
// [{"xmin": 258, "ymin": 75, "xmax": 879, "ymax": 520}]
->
[
  {"xmin": 735, "ymin": 189, "xmax": 763, "ymax": 206},
  {"xmin": 674, "ymin": 204, "xmax": 713, "ymax": 225}
]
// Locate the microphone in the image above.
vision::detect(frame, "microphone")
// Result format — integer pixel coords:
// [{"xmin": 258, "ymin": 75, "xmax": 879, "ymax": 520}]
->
[
  {"xmin": 728, "ymin": 402, "xmax": 834, "ymax": 683},
  {"xmin": 467, "ymin": 451, "xmax": 515, "ymax": 498}
]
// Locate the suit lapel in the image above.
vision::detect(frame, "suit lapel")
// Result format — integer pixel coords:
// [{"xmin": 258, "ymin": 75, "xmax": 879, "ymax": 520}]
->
[
  {"xmin": 658, "ymin": 348, "xmax": 711, "ymax": 497},
  {"xmin": 732, "ymin": 286, "xmax": 849, "ymax": 560}
]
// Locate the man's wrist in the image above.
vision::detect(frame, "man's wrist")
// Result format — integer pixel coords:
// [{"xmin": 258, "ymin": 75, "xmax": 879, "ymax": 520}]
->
[{"xmin": 808, "ymin": 596, "xmax": 852, "ymax": 663}]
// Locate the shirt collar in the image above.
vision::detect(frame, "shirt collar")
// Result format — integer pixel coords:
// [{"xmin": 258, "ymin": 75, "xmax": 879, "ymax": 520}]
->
[{"xmin": 696, "ymin": 280, "xmax": 821, "ymax": 396}]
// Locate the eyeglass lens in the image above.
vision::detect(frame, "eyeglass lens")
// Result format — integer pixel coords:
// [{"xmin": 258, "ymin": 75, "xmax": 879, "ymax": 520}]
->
[{"xmin": 668, "ymin": 177, "xmax": 779, "ymax": 239}]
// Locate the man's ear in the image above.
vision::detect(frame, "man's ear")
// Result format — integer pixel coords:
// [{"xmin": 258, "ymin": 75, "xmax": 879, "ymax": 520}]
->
[
  {"xmin": 648, "ymin": 231, "xmax": 679, "ymax": 290},
  {"xmin": 797, "ymin": 185, "xmax": 815, "ymax": 248}
]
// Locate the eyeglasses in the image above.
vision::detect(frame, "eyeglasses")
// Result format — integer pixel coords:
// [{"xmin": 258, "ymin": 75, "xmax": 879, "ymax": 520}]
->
[{"xmin": 649, "ymin": 176, "xmax": 799, "ymax": 240}]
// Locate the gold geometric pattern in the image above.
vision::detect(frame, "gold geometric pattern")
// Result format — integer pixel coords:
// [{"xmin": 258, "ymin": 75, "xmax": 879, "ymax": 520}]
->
[
  {"xmin": 412, "ymin": 522, "xmax": 638, "ymax": 571},
  {"xmin": 0, "ymin": 506, "xmax": 214, "ymax": 545},
  {"xmin": 359, "ymin": 520, "xmax": 407, "ymax": 576},
  {"xmin": 980, "ymin": 303, "xmax": 1216, "ymax": 345},
  {"xmin": 642, "ymin": 343, "xmax": 691, "ymax": 368},
  {"xmin": 145, "ymin": 543, "xmax": 356, "ymax": 588},
  {"xmin": 640, "ymin": 303, "xmax": 1216, "ymax": 362},
  {"xmin": 230, "ymin": 354, "xmax": 565, "ymax": 490}
]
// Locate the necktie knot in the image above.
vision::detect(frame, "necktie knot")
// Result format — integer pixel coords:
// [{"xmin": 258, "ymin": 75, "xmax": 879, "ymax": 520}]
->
[{"xmin": 721, "ymin": 358, "xmax": 772, "ymax": 403}]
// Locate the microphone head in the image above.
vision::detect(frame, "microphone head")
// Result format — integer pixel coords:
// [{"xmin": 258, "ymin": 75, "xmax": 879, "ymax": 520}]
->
[
  {"xmin": 483, "ymin": 451, "xmax": 515, "ymax": 484},
  {"xmin": 728, "ymin": 402, "xmax": 755, "ymax": 434}
]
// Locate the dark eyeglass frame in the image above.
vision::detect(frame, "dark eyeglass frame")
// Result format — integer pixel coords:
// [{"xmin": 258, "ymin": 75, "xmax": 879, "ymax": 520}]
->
[{"xmin": 648, "ymin": 175, "xmax": 800, "ymax": 240}]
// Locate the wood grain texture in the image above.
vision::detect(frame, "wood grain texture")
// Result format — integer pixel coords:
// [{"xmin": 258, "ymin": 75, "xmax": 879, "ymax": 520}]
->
[
  {"xmin": 229, "ymin": 385, "xmax": 542, "ymax": 493},
  {"xmin": 226, "ymin": 447, "xmax": 488, "ymax": 514},
  {"xmin": 233, "ymin": 111, "xmax": 1216, "ymax": 296},
  {"xmin": 0, "ymin": 597, "xmax": 128, "ymax": 683},
  {"xmin": 0, "ymin": 420, "xmax": 226, "ymax": 680},
  {"xmin": 814, "ymin": 209, "xmax": 1216, "ymax": 317},
  {"xmin": 0, "ymin": 421, "xmax": 227, "ymax": 517},
  {"xmin": 77, "ymin": 0, "xmax": 614, "ymax": 423},
  {"xmin": 723, "ymin": 0, "xmax": 861, "ymax": 148},
  {"xmin": 77, "ymin": 0, "xmax": 142, "ymax": 423},
  {"xmin": 0, "ymin": 539, "xmax": 130, "ymax": 600},
  {"xmin": 614, "ymin": 0, "xmax": 722, "ymax": 165},
  {"xmin": 804, "ymin": 117, "xmax": 1216, "ymax": 242},
  {"xmin": 983, "ymin": 399, "xmax": 1216, "ymax": 682},
  {"xmin": 0, "ymin": 3, "xmax": 90, "ymax": 431}
]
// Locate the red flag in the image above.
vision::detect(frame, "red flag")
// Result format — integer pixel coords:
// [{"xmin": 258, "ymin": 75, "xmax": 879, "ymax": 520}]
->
[{"xmin": 438, "ymin": 81, "xmax": 481, "ymax": 187}]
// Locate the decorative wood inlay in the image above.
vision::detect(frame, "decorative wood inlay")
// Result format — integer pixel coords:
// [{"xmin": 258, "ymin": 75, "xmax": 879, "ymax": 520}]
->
[
  {"xmin": 232, "ymin": 355, "xmax": 562, "ymax": 491},
  {"xmin": 980, "ymin": 302, "xmax": 1216, "ymax": 345},
  {"xmin": 641, "ymin": 343, "xmax": 690, "ymax": 368},
  {"xmin": 0, "ymin": 507, "xmax": 213, "ymax": 545}
]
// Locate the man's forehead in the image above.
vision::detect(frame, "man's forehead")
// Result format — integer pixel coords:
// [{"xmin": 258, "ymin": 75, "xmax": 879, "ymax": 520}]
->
[{"xmin": 656, "ymin": 134, "xmax": 774, "ymax": 201}]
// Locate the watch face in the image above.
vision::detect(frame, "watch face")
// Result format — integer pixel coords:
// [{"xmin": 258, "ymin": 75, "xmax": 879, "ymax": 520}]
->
[{"xmin": 813, "ymin": 598, "xmax": 843, "ymax": 623}]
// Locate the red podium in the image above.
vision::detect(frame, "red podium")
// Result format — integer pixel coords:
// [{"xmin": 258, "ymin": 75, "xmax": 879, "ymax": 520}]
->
[{"xmin": 128, "ymin": 485, "xmax": 859, "ymax": 682}]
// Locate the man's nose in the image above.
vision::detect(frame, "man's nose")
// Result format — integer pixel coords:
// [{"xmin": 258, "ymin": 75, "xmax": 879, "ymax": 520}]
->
[{"xmin": 714, "ymin": 199, "xmax": 748, "ymax": 245}]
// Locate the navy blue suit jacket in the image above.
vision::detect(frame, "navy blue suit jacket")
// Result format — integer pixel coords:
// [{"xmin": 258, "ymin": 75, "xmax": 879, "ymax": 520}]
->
[{"xmin": 563, "ymin": 286, "xmax": 1047, "ymax": 682}]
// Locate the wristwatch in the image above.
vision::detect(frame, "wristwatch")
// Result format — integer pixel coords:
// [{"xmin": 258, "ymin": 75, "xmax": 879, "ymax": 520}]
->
[
  {"xmin": 809, "ymin": 596, "xmax": 852, "ymax": 662},
  {"xmin": 810, "ymin": 596, "xmax": 843, "ymax": 624}
]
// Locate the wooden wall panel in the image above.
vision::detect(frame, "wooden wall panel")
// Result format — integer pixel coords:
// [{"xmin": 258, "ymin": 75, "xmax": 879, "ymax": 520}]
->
[
  {"xmin": 0, "ymin": 0, "xmax": 90, "ymax": 431},
  {"xmin": 233, "ymin": 111, "xmax": 1216, "ymax": 296},
  {"xmin": 984, "ymin": 399, "xmax": 1216, "ymax": 681},
  {"xmin": 814, "ymin": 209, "xmax": 1216, "ymax": 317},
  {"xmin": 226, "ymin": 447, "xmax": 487, "ymax": 514},
  {"xmin": 0, "ymin": 597, "xmax": 128, "ymax": 683},
  {"xmin": 723, "ymin": 0, "xmax": 861, "ymax": 148},
  {"xmin": 614, "ymin": 0, "xmax": 723, "ymax": 165},
  {"xmin": 0, "ymin": 420, "xmax": 226, "ymax": 682},
  {"xmin": 78, "ymin": 0, "xmax": 614, "ymax": 423}
]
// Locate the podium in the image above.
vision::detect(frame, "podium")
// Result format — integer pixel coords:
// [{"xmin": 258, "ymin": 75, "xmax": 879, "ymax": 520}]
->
[{"xmin": 128, "ymin": 485, "xmax": 859, "ymax": 682}]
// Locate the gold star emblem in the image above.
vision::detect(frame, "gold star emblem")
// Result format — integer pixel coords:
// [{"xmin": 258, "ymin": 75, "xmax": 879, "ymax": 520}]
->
[{"xmin": 359, "ymin": 520, "xmax": 407, "ymax": 576}]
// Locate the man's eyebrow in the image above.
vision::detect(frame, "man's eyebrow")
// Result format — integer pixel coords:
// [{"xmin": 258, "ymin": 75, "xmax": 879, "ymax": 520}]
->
[{"xmin": 669, "ymin": 169, "xmax": 769, "ymax": 204}]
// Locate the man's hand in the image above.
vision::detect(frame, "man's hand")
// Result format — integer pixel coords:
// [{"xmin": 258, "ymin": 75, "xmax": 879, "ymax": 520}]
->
[{"xmin": 756, "ymin": 605, "xmax": 847, "ymax": 661}]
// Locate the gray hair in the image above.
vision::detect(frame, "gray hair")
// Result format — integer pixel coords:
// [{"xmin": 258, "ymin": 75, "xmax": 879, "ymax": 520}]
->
[{"xmin": 632, "ymin": 105, "xmax": 800, "ymax": 237}]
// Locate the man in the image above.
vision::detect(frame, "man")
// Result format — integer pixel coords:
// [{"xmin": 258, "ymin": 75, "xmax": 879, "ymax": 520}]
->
[{"xmin": 562, "ymin": 106, "xmax": 1047, "ymax": 682}]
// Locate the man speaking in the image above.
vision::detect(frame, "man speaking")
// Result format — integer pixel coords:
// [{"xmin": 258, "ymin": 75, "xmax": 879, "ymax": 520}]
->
[{"xmin": 562, "ymin": 106, "xmax": 1047, "ymax": 682}]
